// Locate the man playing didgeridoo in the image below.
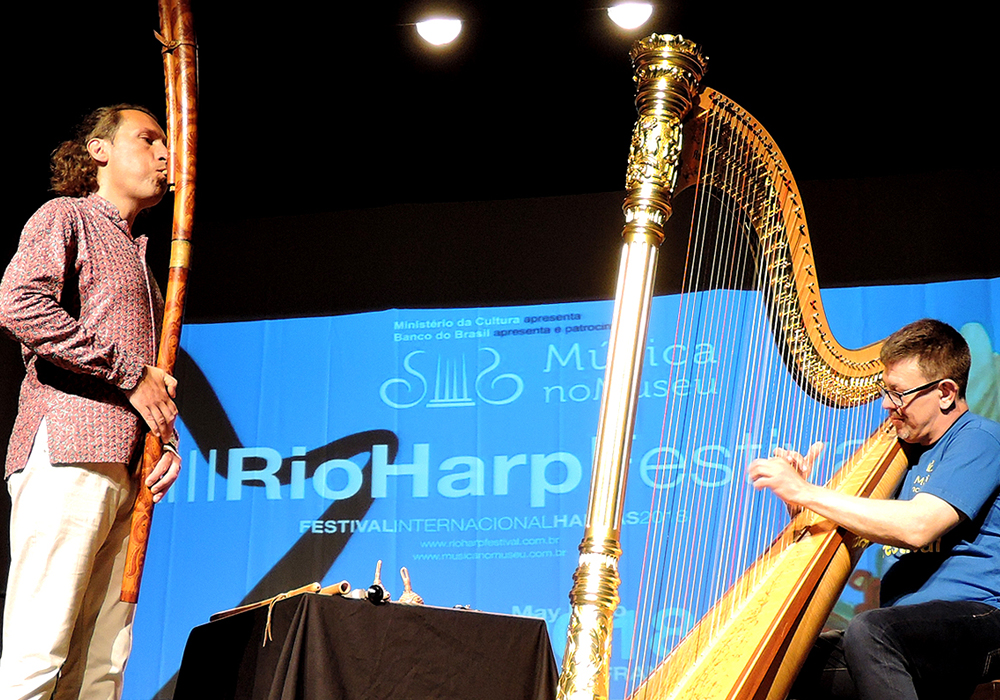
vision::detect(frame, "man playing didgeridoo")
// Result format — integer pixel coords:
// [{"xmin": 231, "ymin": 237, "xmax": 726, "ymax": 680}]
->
[
  {"xmin": 748, "ymin": 319, "xmax": 999, "ymax": 700},
  {"xmin": 0, "ymin": 105, "xmax": 181, "ymax": 700}
]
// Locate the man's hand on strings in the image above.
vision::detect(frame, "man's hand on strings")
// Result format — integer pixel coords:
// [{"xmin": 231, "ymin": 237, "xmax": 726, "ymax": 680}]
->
[
  {"xmin": 747, "ymin": 442, "xmax": 825, "ymax": 511},
  {"xmin": 126, "ymin": 365, "xmax": 178, "ymax": 441},
  {"xmin": 147, "ymin": 447, "xmax": 181, "ymax": 503},
  {"xmin": 778, "ymin": 441, "xmax": 824, "ymax": 482}
]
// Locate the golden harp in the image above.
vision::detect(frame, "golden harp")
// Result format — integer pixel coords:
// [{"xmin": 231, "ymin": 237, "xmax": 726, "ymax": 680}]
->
[{"xmin": 557, "ymin": 35, "xmax": 908, "ymax": 700}]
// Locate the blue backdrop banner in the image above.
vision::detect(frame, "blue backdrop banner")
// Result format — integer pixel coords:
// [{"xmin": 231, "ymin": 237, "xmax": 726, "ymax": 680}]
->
[{"xmin": 128, "ymin": 277, "xmax": 999, "ymax": 699}]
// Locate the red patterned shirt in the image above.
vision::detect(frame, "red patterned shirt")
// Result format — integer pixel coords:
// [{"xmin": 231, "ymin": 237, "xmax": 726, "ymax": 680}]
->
[{"xmin": 0, "ymin": 194, "xmax": 162, "ymax": 477}]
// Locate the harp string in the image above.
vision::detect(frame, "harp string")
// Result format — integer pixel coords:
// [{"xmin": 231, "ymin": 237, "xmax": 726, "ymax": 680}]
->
[
  {"xmin": 694, "ymin": 97, "xmax": 762, "ymax": 672},
  {"xmin": 625, "ymin": 92, "xmax": 721, "ymax": 690},
  {"xmin": 684, "ymin": 101, "xmax": 750, "ymax": 665},
  {"xmin": 712, "ymin": 103, "xmax": 762, "ymax": 637},
  {"xmin": 631, "ymin": 96, "xmax": 714, "ymax": 692},
  {"xmin": 628, "ymin": 97, "xmax": 739, "ymax": 694},
  {"xmin": 705, "ymin": 98, "xmax": 775, "ymax": 678}
]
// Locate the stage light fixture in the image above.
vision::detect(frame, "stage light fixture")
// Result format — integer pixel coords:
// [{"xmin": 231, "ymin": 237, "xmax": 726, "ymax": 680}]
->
[
  {"xmin": 607, "ymin": 2, "xmax": 653, "ymax": 30},
  {"xmin": 416, "ymin": 17, "xmax": 463, "ymax": 45}
]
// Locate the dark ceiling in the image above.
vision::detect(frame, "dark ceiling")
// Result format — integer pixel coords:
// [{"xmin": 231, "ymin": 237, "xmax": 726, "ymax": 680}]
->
[
  {"xmin": 12, "ymin": 3, "xmax": 997, "ymax": 223},
  {"xmin": 6, "ymin": 2, "xmax": 998, "ymax": 323}
]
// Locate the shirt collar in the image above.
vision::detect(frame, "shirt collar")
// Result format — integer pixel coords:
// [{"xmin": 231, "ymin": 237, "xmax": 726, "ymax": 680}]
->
[{"xmin": 87, "ymin": 193, "xmax": 135, "ymax": 239}]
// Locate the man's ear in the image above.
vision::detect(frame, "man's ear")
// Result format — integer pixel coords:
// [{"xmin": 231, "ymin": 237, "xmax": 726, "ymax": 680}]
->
[
  {"xmin": 87, "ymin": 137, "xmax": 110, "ymax": 165},
  {"xmin": 938, "ymin": 378, "xmax": 960, "ymax": 410}
]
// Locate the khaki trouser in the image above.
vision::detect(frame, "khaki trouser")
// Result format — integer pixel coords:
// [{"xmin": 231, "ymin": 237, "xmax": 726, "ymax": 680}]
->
[{"xmin": 0, "ymin": 419, "xmax": 136, "ymax": 700}]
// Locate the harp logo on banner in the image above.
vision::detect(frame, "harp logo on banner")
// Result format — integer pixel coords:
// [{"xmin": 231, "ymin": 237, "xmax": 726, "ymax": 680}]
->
[{"xmin": 379, "ymin": 348, "xmax": 524, "ymax": 408}]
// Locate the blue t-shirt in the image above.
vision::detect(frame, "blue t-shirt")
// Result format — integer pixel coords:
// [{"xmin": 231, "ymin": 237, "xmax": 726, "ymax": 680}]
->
[{"xmin": 879, "ymin": 411, "xmax": 1000, "ymax": 608}]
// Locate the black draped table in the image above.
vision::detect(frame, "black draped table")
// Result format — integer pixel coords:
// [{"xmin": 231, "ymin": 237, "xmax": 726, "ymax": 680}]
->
[{"xmin": 173, "ymin": 593, "xmax": 559, "ymax": 700}]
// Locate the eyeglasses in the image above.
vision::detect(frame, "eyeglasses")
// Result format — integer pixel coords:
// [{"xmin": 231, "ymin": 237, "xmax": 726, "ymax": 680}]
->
[{"xmin": 876, "ymin": 378, "xmax": 946, "ymax": 408}]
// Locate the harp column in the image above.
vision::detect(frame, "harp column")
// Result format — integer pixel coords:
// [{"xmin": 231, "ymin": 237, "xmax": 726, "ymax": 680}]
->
[{"xmin": 557, "ymin": 35, "xmax": 707, "ymax": 700}]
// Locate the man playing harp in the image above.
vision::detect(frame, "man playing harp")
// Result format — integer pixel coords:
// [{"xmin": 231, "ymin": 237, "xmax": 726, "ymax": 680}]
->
[
  {"xmin": 0, "ymin": 105, "xmax": 181, "ymax": 700},
  {"xmin": 749, "ymin": 319, "xmax": 1000, "ymax": 699}
]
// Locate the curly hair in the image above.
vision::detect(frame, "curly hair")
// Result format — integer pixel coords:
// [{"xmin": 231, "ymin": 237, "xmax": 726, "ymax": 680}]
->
[
  {"xmin": 50, "ymin": 104, "xmax": 159, "ymax": 197},
  {"xmin": 880, "ymin": 319, "xmax": 971, "ymax": 398}
]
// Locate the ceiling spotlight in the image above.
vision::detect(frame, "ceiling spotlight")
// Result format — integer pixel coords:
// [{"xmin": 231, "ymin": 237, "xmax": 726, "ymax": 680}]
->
[
  {"xmin": 607, "ymin": 3, "xmax": 653, "ymax": 30},
  {"xmin": 416, "ymin": 18, "xmax": 463, "ymax": 46}
]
